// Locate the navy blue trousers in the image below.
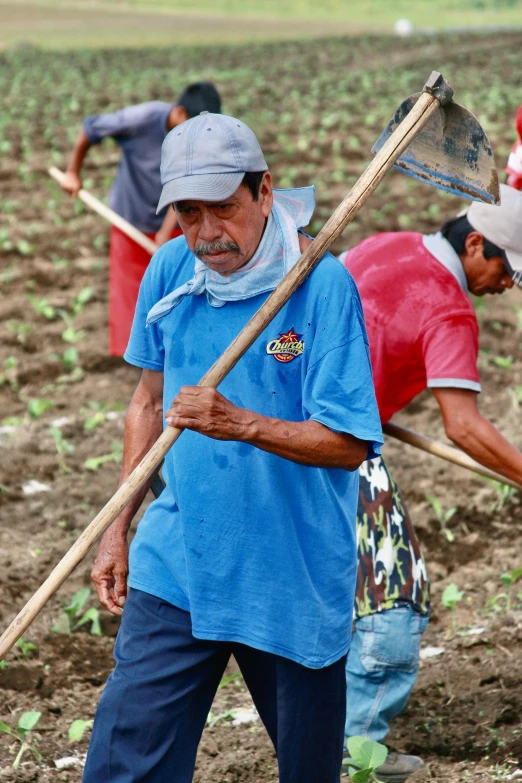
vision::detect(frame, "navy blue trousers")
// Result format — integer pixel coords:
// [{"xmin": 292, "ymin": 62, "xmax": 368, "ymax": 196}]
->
[{"xmin": 83, "ymin": 588, "xmax": 346, "ymax": 783}]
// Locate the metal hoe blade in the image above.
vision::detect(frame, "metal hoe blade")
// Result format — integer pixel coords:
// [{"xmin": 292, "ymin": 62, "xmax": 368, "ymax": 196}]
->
[{"xmin": 372, "ymin": 89, "xmax": 500, "ymax": 204}]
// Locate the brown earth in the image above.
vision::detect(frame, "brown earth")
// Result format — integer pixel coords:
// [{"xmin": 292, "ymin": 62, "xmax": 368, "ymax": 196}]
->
[{"xmin": 1, "ymin": 35, "xmax": 522, "ymax": 783}]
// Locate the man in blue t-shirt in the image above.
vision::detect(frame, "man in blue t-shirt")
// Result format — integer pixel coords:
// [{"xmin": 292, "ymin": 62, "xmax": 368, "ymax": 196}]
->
[
  {"xmin": 83, "ymin": 113, "xmax": 383, "ymax": 783},
  {"xmin": 60, "ymin": 82, "xmax": 222, "ymax": 355}
]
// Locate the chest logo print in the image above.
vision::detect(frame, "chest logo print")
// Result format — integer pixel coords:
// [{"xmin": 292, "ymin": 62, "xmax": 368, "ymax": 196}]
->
[{"xmin": 266, "ymin": 328, "xmax": 305, "ymax": 363}]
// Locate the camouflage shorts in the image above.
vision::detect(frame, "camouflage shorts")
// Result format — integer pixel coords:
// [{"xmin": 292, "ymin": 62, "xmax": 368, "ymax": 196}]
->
[{"xmin": 355, "ymin": 456, "xmax": 430, "ymax": 619}]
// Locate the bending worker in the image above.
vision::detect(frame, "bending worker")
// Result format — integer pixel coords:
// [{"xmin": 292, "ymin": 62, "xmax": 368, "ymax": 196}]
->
[
  {"xmin": 60, "ymin": 82, "xmax": 222, "ymax": 356},
  {"xmin": 339, "ymin": 183, "xmax": 522, "ymax": 782},
  {"xmin": 82, "ymin": 113, "xmax": 383, "ymax": 782}
]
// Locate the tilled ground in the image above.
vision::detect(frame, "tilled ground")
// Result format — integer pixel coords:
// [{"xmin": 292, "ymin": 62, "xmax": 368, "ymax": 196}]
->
[{"xmin": 1, "ymin": 32, "xmax": 522, "ymax": 783}]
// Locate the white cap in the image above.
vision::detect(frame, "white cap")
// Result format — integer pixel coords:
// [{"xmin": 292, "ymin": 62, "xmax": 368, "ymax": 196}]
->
[
  {"xmin": 466, "ymin": 183, "xmax": 522, "ymax": 286},
  {"xmin": 157, "ymin": 113, "xmax": 268, "ymax": 213}
]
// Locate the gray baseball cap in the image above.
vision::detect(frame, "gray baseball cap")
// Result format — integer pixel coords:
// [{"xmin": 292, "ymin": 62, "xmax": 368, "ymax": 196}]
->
[
  {"xmin": 157, "ymin": 112, "xmax": 268, "ymax": 213},
  {"xmin": 466, "ymin": 183, "xmax": 522, "ymax": 287}
]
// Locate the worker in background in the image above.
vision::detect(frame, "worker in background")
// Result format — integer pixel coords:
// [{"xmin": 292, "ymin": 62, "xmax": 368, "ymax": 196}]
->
[
  {"xmin": 339, "ymin": 184, "xmax": 522, "ymax": 782},
  {"xmin": 60, "ymin": 83, "xmax": 222, "ymax": 356}
]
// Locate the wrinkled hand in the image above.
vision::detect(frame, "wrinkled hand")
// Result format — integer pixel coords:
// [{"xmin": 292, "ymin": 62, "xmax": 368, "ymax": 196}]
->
[
  {"xmin": 165, "ymin": 386, "xmax": 252, "ymax": 441},
  {"xmin": 91, "ymin": 534, "xmax": 129, "ymax": 615},
  {"xmin": 60, "ymin": 170, "xmax": 82, "ymax": 197}
]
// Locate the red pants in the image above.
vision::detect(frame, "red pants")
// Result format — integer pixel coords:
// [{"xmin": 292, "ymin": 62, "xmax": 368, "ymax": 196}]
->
[{"xmin": 109, "ymin": 226, "xmax": 181, "ymax": 356}]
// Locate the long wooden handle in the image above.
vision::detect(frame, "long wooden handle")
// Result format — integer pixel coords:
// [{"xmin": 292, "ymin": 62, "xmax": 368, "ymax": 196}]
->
[
  {"xmin": 0, "ymin": 90, "xmax": 440, "ymax": 659},
  {"xmin": 48, "ymin": 166, "xmax": 159, "ymax": 255},
  {"xmin": 384, "ymin": 422, "xmax": 522, "ymax": 491}
]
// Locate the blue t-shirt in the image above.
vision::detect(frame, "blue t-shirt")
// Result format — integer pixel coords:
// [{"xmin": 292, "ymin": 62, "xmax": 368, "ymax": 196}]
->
[
  {"xmin": 124, "ymin": 237, "xmax": 383, "ymax": 668},
  {"xmin": 84, "ymin": 101, "xmax": 172, "ymax": 233}
]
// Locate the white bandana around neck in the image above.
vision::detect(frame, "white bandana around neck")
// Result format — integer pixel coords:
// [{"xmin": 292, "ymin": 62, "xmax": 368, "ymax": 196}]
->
[{"xmin": 146, "ymin": 186, "xmax": 315, "ymax": 326}]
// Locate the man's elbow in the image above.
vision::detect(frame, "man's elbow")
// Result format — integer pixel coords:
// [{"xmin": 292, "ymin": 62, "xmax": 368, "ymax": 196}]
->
[
  {"xmin": 342, "ymin": 437, "xmax": 369, "ymax": 471},
  {"xmin": 444, "ymin": 415, "xmax": 475, "ymax": 450}
]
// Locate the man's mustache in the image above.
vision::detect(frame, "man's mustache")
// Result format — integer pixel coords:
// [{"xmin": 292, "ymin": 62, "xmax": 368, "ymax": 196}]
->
[{"xmin": 194, "ymin": 240, "xmax": 240, "ymax": 260}]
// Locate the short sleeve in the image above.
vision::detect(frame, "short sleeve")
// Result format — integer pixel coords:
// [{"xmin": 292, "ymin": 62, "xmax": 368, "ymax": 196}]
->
[
  {"xmin": 303, "ymin": 334, "xmax": 383, "ymax": 461},
  {"xmin": 124, "ymin": 261, "xmax": 165, "ymax": 371},
  {"xmin": 423, "ymin": 314, "xmax": 481, "ymax": 392},
  {"xmin": 83, "ymin": 104, "xmax": 153, "ymax": 145}
]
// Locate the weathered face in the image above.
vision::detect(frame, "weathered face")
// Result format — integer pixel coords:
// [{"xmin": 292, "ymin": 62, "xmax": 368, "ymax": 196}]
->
[
  {"xmin": 463, "ymin": 233, "xmax": 514, "ymax": 296},
  {"xmin": 174, "ymin": 172, "xmax": 273, "ymax": 275}
]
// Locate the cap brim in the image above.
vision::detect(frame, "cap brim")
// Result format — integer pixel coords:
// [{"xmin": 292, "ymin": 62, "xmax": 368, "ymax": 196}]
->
[
  {"xmin": 157, "ymin": 172, "xmax": 245, "ymax": 214},
  {"xmin": 505, "ymin": 247, "xmax": 522, "ymax": 287}
]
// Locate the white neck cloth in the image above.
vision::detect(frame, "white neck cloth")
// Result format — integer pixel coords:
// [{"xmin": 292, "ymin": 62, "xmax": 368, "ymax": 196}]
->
[{"xmin": 146, "ymin": 186, "xmax": 315, "ymax": 325}]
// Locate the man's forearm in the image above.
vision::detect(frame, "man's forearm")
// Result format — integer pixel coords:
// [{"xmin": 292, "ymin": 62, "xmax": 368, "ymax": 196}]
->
[
  {"xmin": 243, "ymin": 413, "xmax": 368, "ymax": 470},
  {"xmin": 104, "ymin": 395, "xmax": 163, "ymax": 540},
  {"xmin": 448, "ymin": 414, "xmax": 522, "ymax": 485},
  {"xmin": 66, "ymin": 128, "xmax": 92, "ymax": 175}
]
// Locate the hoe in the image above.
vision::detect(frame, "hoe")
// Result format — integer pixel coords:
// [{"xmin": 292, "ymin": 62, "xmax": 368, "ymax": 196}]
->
[{"xmin": 0, "ymin": 71, "xmax": 500, "ymax": 659}]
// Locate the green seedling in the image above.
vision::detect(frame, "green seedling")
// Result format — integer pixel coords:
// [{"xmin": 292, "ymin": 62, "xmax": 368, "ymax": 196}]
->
[
  {"xmin": 206, "ymin": 709, "xmax": 238, "ymax": 728},
  {"xmin": 59, "ymin": 311, "xmax": 87, "ymax": 343},
  {"xmin": 0, "ymin": 712, "xmax": 42, "ymax": 769},
  {"xmin": 71, "ymin": 286, "xmax": 93, "ymax": 315},
  {"xmin": 81, "ymin": 401, "xmax": 125, "ymax": 431},
  {"xmin": 442, "ymin": 583, "xmax": 464, "ymax": 636},
  {"xmin": 6, "ymin": 320, "xmax": 33, "ymax": 345},
  {"xmin": 68, "ymin": 719, "xmax": 93, "ymax": 742},
  {"xmin": 483, "ymin": 478, "xmax": 515, "ymax": 512},
  {"xmin": 84, "ymin": 440, "xmax": 123, "ymax": 471},
  {"xmin": 507, "ymin": 386, "xmax": 522, "ymax": 410},
  {"xmin": 0, "ymin": 262, "xmax": 16, "ymax": 284},
  {"xmin": 0, "ymin": 356, "xmax": 18, "ymax": 391},
  {"xmin": 15, "ymin": 637, "xmax": 37, "ymax": 659},
  {"xmin": 499, "ymin": 568, "xmax": 522, "ymax": 612},
  {"xmin": 217, "ymin": 672, "xmax": 242, "ymax": 690},
  {"xmin": 52, "ymin": 588, "xmax": 102, "ymax": 636},
  {"xmin": 50, "ymin": 346, "xmax": 79, "ymax": 369},
  {"xmin": 26, "ymin": 294, "xmax": 56, "ymax": 320},
  {"xmin": 425, "ymin": 494, "xmax": 457, "ymax": 542},
  {"xmin": 16, "ymin": 239, "xmax": 33, "ymax": 256},
  {"xmin": 342, "ymin": 736, "xmax": 388, "ymax": 782},
  {"xmin": 48, "ymin": 426, "xmax": 75, "ymax": 472},
  {"xmin": 492, "ymin": 355, "xmax": 514, "ymax": 370},
  {"xmin": 27, "ymin": 398, "xmax": 54, "ymax": 419}
]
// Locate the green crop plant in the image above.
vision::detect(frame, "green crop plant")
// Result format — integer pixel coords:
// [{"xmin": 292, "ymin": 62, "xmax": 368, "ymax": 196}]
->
[
  {"xmin": 499, "ymin": 568, "xmax": 522, "ymax": 612},
  {"xmin": 59, "ymin": 312, "xmax": 87, "ymax": 344},
  {"xmin": 26, "ymin": 294, "xmax": 57, "ymax": 320},
  {"xmin": 84, "ymin": 440, "xmax": 123, "ymax": 471},
  {"xmin": 27, "ymin": 398, "xmax": 54, "ymax": 419},
  {"xmin": 48, "ymin": 426, "xmax": 75, "ymax": 472},
  {"xmin": 50, "ymin": 346, "xmax": 79, "ymax": 369},
  {"xmin": 425, "ymin": 494, "xmax": 457, "ymax": 542},
  {"xmin": 492, "ymin": 355, "xmax": 514, "ymax": 370},
  {"xmin": 0, "ymin": 357, "xmax": 18, "ymax": 391},
  {"xmin": 6, "ymin": 320, "xmax": 33, "ymax": 345},
  {"xmin": 483, "ymin": 478, "xmax": 515, "ymax": 512},
  {"xmin": 68, "ymin": 719, "xmax": 94, "ymax": 742},
  {"xmin": 15, "ymin": 637, "xmax": 38, "ymax": 659},
  {"xmin": 52, "ymin": 588, "xmax": 102, "ymax": 636},
  {"xmin": 342, "ymin": 736, "xmax": 388, "ymax": 781},
  {"xmin": 81, "ymin": 401, "xmax": 125, "ymax": 431},
  {"xmin": 442, "ymin": 583, "xmax": 464, "ymax": 636},
  {"xmin": 70, "ymin": 286, "xmax": 94, "ymax": 315},
  {"xmin": 0, "ymin": 712, "xmax": 42, "ymax": 769},
  {"xmin": 507, "ymin": 386, "xmax": 522, "ymax": 410}
]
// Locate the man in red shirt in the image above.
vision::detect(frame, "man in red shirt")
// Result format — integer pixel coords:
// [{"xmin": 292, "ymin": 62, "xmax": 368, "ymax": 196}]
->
[{"xmin": 339, "ymin": 184, "xmax": 522, "ymax": 781}]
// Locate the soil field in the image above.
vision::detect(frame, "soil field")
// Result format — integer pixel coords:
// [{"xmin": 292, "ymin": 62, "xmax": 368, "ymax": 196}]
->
[{"xmin": 1, "ymin": 31, "xmax": 522, "ymax": 782}]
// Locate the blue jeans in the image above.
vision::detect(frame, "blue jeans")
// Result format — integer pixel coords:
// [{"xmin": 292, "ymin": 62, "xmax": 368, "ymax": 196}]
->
[
  {"xmin": 84, "ymin": 588, "xmax": 347, "ymax": 783},
  {"xmin": 345, "ymin": 606, "xmax": 429, "ymax": 743}
]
